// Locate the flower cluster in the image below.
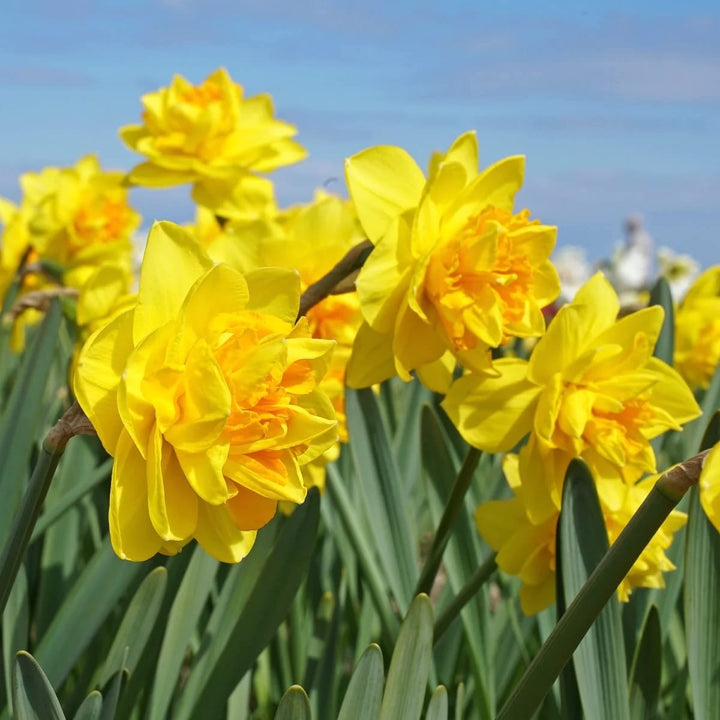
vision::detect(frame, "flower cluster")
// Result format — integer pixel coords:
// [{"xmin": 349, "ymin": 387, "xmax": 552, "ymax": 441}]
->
[
  {"xmin": 448, "ymin": 273, "xmax": 700, "ymax": 611},
  {"xmin": 74, "ymin": 222, "xmax": 337, "ymax": 562}
]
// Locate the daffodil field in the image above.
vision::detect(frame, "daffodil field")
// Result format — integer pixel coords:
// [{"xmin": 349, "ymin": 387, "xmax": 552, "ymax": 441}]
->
[{"xmin": 1, "ymin": 68, "xmax": 719, "ymax": 720}]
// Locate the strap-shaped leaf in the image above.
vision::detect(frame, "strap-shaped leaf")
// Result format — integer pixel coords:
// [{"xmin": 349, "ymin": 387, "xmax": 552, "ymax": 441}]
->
[
  {"xmin": 175, "ymin": 491, "xmax": 320, "ymax": 720},
  {"xmin": 424, "ymin": 686, "xmax": 448, "ymax": 720},
  {"xmin": 380, "ymin": 595, "xmax": 434, "ymax": 720},
  {"xmin": 558, "ymin": 460, "xmax": 630, "ymax": 720},
  {"xmin": 95, "ymin": 567, "xmax": 167, "ymax": 688},
  {"xmin": 147, "ymin": 547, "xmax": 218, "ymax": 720},
  {"xmin": 33, "ymin": 539, "xmax": 141, "ymax": 688},
  {"xmin": 13, "ymin": 652, "xmax": 65, "ymax": 720},
  {"xmin": 628, "ymin": 605, "xmax": 661, "ymax": 720},
  {"xmin": 346, "ymin": 387, "xmax": 418, "ymax": 613},
  {"xmin": 648, "ymin": 277, "xmax": 675, "ymax": 366},
  {"xmin": 71, "ymin": 691, "xmax": 102, "ymax": 720},
  {"xmin": 0, "ymin": 300, "xmax": 62, "ymax": 551},
  {"xmin": 337, "ymin": 644, "xmax": 384, "ymax": 720},
  {"xmin": 275, "ymin": 686, "xmax": 311, "ymax": 720}
]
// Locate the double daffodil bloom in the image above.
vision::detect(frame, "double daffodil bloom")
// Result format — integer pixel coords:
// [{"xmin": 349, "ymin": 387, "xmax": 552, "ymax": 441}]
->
[
  {"xmin": 344, "ymin": 131, "xmax": 560, "ymax": 392},
  {"xmin": 674, "ymin": 265, "xmax": 720, "ymax": 389},
  {"xmin": 477, "ymin": 456, "xmax": 686, "ymax": 615},
  {"xmin": 444, "ymin": 272, "xmax": 701, "ymax": 523},
  {"xmin": 120, "ymin": 68, "xmax": 306, "ymax": 189},
  {"xmin": 74, "ymin": 222, "xmax": 337, "ymax": 563}
]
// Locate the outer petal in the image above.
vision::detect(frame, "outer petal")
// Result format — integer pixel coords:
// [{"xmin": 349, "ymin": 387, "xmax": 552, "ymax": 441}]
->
[
  {"xmin": 225, "ymin": 485, "xmax": 277, "ymax": 530},
  {"xmin": 442, "ymin": 359, "xmax": 540, "ymax": 453},
  {"xmin": 244, "ymin": 267, "xmax": 301, "ymax": 324},
  {"xmin": 134, "ymin": 221, "xmax": 213, "ymax": 345},
  {"xmin": 109, "ymin": 430, "xmax": 163, "ymax": 561},
  {"xmin": 345, "ymin": 321, "xmax": 397, "ymax": 389},
  {"xmin": 176, "ymin": 443, "xmax": 232, "ymax": 505},
  {"xmin": 643, "ymin": 357, "xmax": 701, "ymax": 429},
  {"xmin": 225, "ymin": 449, "xmax": 306, "ymax": 503},
  {"xmin": 74, "ymin": 308, "xmax": 135, "ymax": 454},
  {"xmin": 146, "ymin": 426, "xmax": 199, "ymax": 541},
  {"xmin": 194, "ymin": 502, "xmax": 257, "ymax": 563},
  {"xmin": 345, "ymin": 145, "xmax": 425, "ymax": 241}
]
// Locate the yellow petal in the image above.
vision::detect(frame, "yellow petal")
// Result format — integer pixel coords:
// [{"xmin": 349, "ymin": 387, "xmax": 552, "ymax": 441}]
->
[
  {"xmin": 74, "ymin": 309, "xmax": 134, "ymax": 454},
  {"xmin": 226, "ymin": 485, "xmax": 278, "ymax": 530},
  {"xmin": 244, "ymin": 267, "xmax": 301, "ymax": 324},
  {"xmin": 224, "ymin": 449, "xmax": 306, "ymax": 503},
  {"xmin": 134, "ymin": 221, "xmax": 213, "ymax": 345},
  {"xmin": 441, "ymin": 359, "xmax": 540, "ymax": 453},
  {"xmin": 416, "ymin": 351, "xmax": 456, "ymax": 394},
  {"xmin": 345, "ymin": 321, "xmax": 397, "ymax": 388},
  {"xmin": 176, "ymin": 443, "xmax": 232, "ymax": 505},
  {"xmin": 146, "ymin": 426, "xmax": 198, "ymax": 541},
  {"xmin": 194, "ymin": 502, "xmax": 257, "ymax": 563},
  {"xmin": 700, "ymin": 443, "xmax": 720, "ymax": 534},
  {"xmin": 345, "ymin": 145, "xmax": 425, "ymax": 241},
  {"xmin": 109, "ymin": 430, "xmax": 163, "ymax": 561}
]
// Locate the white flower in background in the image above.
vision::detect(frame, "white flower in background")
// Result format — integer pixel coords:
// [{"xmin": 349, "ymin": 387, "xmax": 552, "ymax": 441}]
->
[
  {"xmin": 552, "ymin": 246, "xmax": 593, "ymax": 302},
  {"xmin": 657, "ymin": 246, "xmax": 700, "ymax": 302}
]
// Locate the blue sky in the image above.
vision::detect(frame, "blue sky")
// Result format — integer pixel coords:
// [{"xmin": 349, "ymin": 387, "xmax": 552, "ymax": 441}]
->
[{"xmin": 1, "ymin": 0, "xmax": 719, "ymax": 266}]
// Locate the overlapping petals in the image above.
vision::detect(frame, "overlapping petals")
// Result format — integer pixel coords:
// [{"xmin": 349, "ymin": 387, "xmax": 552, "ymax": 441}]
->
[
  {"xmin": 74, "ymin": 221, "xmax": 337, "ymax": 562},
  {"xmin": 444, "ymin": 272, "xmax": 701, "ymax": 522},
  {"xmin": 345, "ymin": 131, "xmax": 560, "ymax": 391}
]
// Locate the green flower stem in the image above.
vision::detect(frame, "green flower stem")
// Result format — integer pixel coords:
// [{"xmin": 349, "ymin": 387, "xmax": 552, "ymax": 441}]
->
[
  {"xmin": 325, "ymin": 464, "xmax": 400, "ymax": 642},
  {"xmin": 415, "ymin": 446, "xmax": 482, "ymax": 597},
  {"xmin": 433, "ymin": 553, "xmax": 497, "ymax": 644},
  {"xmin": 497, "ymin": 449, "xmax": 711, "ymax": 720},
  {"xmin": 0, "ymin": 401, "xmax": 95, "ymax": 617}
]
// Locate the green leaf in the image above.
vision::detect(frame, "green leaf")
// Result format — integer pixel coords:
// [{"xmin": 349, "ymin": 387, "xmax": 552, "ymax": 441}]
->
[
  {"xmin": 13, "ymin": 652, "xmax": 65, "ymax": 720},
  {"xmin": 424, "ymin": 686, "xmax": 448, "ymax": 720},
  {"xmin": 275, "ymin": 686, "xmax": 311, "ymax": 720},
  {"xmin": 95, "ymin": 566, "xmax": 167, "ymax": 688},
  {"xmin": 421, "ymin": 405, "xmax": 493, "ymax": 719},
  {"xmin": 684, "ymin": 485, "xmax": 720, "ymax": 720},
  {"xmin": 558, "ymin": 460, "xmax": 630, "ymax": 720},
  {"xmin": 71, "ymin": 692, "xmax": 102, "ymax": 720},
  {"xmin": 98, "ymin": 667, "xmax": 128, "ymax": 720},
  {"xmin": 176, "ymin": 491, "xmax": 320, "ymax": 720},
  {"xmin": 33, "ymin": 539, "xmax": 141, "ymax": 688},
  {"xmin": 628, "ymin": 605, "xmax": 661, "ymax": 720},
  {"xmin": 337, "ymin": 644, "xmax": 384, "ymax": 720},
  {"xmin": 683, "ymin": 361, "xmax": 720, "ymax": 456},
  {"xmin": 0, "ymin": 300, "xmax": 62, "ymax": 551},
  {"xmin": 648, "ymin": 276, "xmax": 674, "ymax": 366},
  {"xmin": 346, "ymin": 387, "xmax": 418, "ymax": 612},
  {"xmin": 2, "ymin": 564, "xmax": 28, "ymax": 713},
  {"xmin": 380, "ymin": 595, "xmax": 434, "ymax": 720},
  {"xmin": 147, "ymin": 547, "xmax": 218, "ymax": 720}
]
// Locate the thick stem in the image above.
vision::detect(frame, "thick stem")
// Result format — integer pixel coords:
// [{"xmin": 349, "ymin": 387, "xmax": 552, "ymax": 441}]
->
[{"xmin": 496, "ymin": 449, "xmax": 710, "ymax": 720}]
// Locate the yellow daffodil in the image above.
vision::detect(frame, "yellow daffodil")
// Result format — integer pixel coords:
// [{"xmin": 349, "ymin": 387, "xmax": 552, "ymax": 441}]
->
[
  {"xmin": 74, "ymin": 221, "xmax": 337, "ymax": 563},
  {"xmin": 344, "ymin": 131, "xmax": 560, "ymax": 392},
  {"xmin": 674, "ymin": 265, "xmax": 720, "ymax": 389},
  {"xmin": 445, "ymin": 272, "xmax": 701, "ymax": 522},
  {"xmin": 699, "ymin": 442, "xmax": 720, "ymax": 534},
  {"xmin": 476, "ymin": 455, "xmax": 686, "ymax": 615},
  {"xmin": 0, "ymin": 156, "xmax": 139, "ymax": 349},
  {"xmin": 119, "ymin": 68, "xmax": 306, "ymax": 192}
]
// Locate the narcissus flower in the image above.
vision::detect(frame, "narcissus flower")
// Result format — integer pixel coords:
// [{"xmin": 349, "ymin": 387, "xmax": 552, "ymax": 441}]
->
[
  {"xmin": 0, "ymin": 156, "xmax": 139, "ymax": 348},
  {"xmin": 445, "ymin": 272, "xmax": 701, "ymax": 522},
  {"xmin": 74, "ymin": 222, "xmax": 337, "ymax": 562},
  {"xmin": 477, "ymin": 456, "xmax": 686, "ymax": 615},
  {"xmin": 344, "ymin": 131, "xmax": 560, "ymax": 392},
  {"xmin": 674, "ymin": 265, "xmax": 720, "ymax": 389},
  {"xmin": 699, "ymin": 442, "xmax": 720, "ymax": 534},
  {"xmin": 119, "ymin": 68, "xmax": 306, "ymax": 191}
]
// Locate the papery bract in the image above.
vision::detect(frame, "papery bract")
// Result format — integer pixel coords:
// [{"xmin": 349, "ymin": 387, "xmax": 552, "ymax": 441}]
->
[{"xmin": 74, "ymin": 221, "xmax": 337, "ymax": 562}]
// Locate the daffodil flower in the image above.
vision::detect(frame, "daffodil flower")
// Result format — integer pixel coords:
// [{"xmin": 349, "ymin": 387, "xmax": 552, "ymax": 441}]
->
[
  {"xmin": 344, "ymin": 131, "xmax": 560, "ymax": 392},
  {"xmin": 444, "ymin": 272, "xmax": 701, "ymax": 522},
  {"xmin": 74, "ymin": 222, "xmax": 337, "ymax": 562}
]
